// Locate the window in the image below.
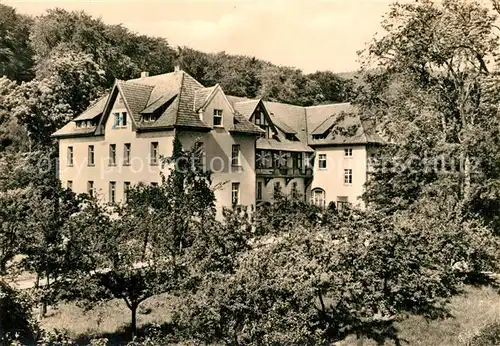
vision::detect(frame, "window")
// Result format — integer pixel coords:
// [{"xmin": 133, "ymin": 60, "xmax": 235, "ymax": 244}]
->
[
  {"xmin": 88, "ymin": 145, "xmax": 94, "ymax": 166},
  {"xmin": 231, "ymin": 144, "xmax": 240, "ymax": 166},
  {"xmin": 67, "ymin": 180, "xmax": 73, "ymax": 190},
  {"xmin": 344, "ymin": 148, "xmax": 353, "ymax": 157},
  {"xmin": 109, "ymin": 144, "xmax": 116, "ymax": 166},
  {"xmin": 291, "ymin": 182, "xmax": 298, "ymax": 199},
  {"xmin": 257, "ymin": 181, "xmax": 263, "ymax": 200},
  {"xmin": 232, "ymin": 182, "xmax": 240, "ymax": 206},
  {"xmin": 213, "ymin": 109, "xmax": 223, "ymax": 126},
  {"xmin": 254, "ymin": 111, "xmax": 262, "ymax": 125},
  {"xmin": 113, "ymin": 112, "xmax": 127, "ymax": 127},
  {"xmin": 312, "ymin": 188, "xmax": 325, "ymax": 208},
  {"xmin": 124, "ymin": 182, "xmax": 130, "ymax": 202},
  {"xmin": 76, "ymin": 121, "xmax": 81, "ymax": 128},
  {"xmin": 67, "ymin": 146, "xmax": 74, "ymax": 166},
  {"xmin": 150, "ymin": 142, "xmax": 159, "ymax": 165},
  {"xmin": 344, "ymin": 169, "xmax": 353, "ymax": 185},
  {"xmin": 87, "ymin": 181, "xmax": 94, "ymax": 197},
  {"xmin": 318, "ymin": 154, "xmax": 327, "ymax": 169},
  {"xmin": 109, "ymin": 181, "xmax": 116, "ymax": 203},
  {"xmin": 337, "ymin": 196, "xmax": 350, "ymax": 211},
  {"xmin": 124, "ymin": 143, "xmax": 131, "ymax": 165},
  {"xmin": 273, "ymin": 181, "xmax": 281, "ymax": 199},
  {"xmin": 113, "ymin": 113, "xmax": 120, "ymax": 128}
]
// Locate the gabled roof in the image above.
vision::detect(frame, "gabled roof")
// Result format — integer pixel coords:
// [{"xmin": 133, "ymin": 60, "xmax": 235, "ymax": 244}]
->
[
  {"xmin": 73, "ymin": 95, "xmax": 107, "ymax": 121},
  {"xmin": 230, "ymin": 113, "xmax": 265, "ymax": 135},
  {"xmin": 306, "ymin": 104, "xmax": 384, "ymax": 146},
  {"xmin": 305, "ymin": 103, "xmax": 354, "ymax": 137},
  {"xmin": 233, "ymin": 99, "xmax": 260, "ymax": 119},
  {"xmin": 117, "ymin": 81, "xmax": 154, "ymax": 123},
  {"xmin": 264, "ymin": 101, "xmax": 308, "ymax": 142},
  {"xmin": 194, "ymin": 86, "xmax": 217, "ymax": 112},
  {"xmin": 53, "ymin": 70, "xmax": 384, "ymax": 145}
]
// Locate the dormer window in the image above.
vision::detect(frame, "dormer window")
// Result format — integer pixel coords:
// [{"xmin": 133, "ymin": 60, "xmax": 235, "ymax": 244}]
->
[
  {"xmin": 313, "ymin": 134, "xmax": 327, "ymax": 140},
  {"xmin": 142, "ymin": 114, "xmax": 156, "ymax": 123},
  {"xmin": 213, "ymin": 109, "xmax": 223, "ymax": 127}
]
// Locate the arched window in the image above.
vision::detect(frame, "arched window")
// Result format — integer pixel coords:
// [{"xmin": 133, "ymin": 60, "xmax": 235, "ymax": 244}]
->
[{"xmin": 311, "ymin": 188, "xmax": 325, "ymax": 208}]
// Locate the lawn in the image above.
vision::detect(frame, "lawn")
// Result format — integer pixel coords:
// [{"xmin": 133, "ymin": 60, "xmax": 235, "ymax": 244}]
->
[{"xmin": 40, "ymin": 286, "xmax": 500, "ymax": 345}]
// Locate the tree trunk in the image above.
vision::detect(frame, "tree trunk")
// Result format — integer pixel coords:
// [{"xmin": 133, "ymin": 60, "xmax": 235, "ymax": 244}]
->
[
  {"xmin": 41, "ymin": 273, "xmax": 49, "ymax": 316},
  {"xmin": 0, "ymin": 254, "xmax": 12, "ymax": 275},
  {"xmin": 130, "ymin": 303, "xmax": 138, "ymax": 339},
  {"xmin": 463, "ymin": 154, "xmax": 471, "ymax": 201}
]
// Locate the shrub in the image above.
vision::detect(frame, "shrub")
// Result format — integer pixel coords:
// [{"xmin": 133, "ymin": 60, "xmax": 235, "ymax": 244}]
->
[
  {"xmin": 469, "ymin": 322, "xmax": 500, "ymax": 346},
  {"xmin": 0, "ymin": 281, "xmax": 39, "ymax": 345}
]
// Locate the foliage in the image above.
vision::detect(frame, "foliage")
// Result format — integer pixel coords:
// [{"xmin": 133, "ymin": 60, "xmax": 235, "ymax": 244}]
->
[
  {"xmin": 178, "ymin": 195, "xmax": 499, "ymax": 345},
  {"xmin": 53, "ymin": 138, "xmax": 216, "ymax": 337},
  {"xmin": 469, "ymin": 322, "xmax": 500, "ymax": 346},
  {"xmin": 10, "ymin": 49, "xmax": 105, "ymax": 148},
  {"xmin": 0, "ymin": 281, "xmax": 39, "ymax": 344},
  {"xmin": 30, "ymin": 8, "xmax": 176, "ymax": 86},
  {"xmin": 359, "ymin": 0, "xmax": 500, "ymax": 225},
  {"xmin": 0, "ymin": 4, "xmax": 34, "ymax": 82}
]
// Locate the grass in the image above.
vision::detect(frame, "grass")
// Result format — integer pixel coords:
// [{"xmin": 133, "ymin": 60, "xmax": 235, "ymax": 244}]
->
[
  {"xmin": 40, "ymin": 293, "xmax": 177, "ymax": 343},
  {"xmin": 40, "ymin": 286, "xmax": 500, "ymax": 346},
  {"xmin": 338, "ymin": 285, "xmax": 500, "ymax": 346}
]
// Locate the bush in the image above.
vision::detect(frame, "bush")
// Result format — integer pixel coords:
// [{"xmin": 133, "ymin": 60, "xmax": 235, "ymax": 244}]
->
[
  {"xmin": 0, "ymin": 281, "xmax": 39, "ymax": 345},
  {"xmin": 176, "ymin": 197, "xmax": 500, "ymax": 345},
  {"xmin": 469, "ymin": 322, "xmax": 500, "ymax": 346}
]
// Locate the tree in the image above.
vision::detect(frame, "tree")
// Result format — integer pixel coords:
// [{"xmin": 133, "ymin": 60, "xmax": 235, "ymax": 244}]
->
[
  {"xmin": 179, "ymin": 199, "xmax": 499, "ymax": 345},
  {"xmin": 0, "ymin": 4, "xmax": 34, "ymax": 82},
  {"xmin": 0, "ymin": 77, "xmax": 29, "ymax": 152},
  {"xmin": 10, "ymin": 49, "xmax": 105, "ymax": 148},
  {"xmin": 30, "ymin": 8, "xmax": 176, "ymax": 86},
  {"xmin": 359, "ymin": 0, "xmax": 500, "ymax": 220},
  {"xmin": 0, "ymin": 188, "xmax": 29, "ymax": 274},
  {"xmin": 56, "ymin": 139, "xmax": 216, "ymax": 338},
  {"xmin": 0, "ymin": 281, "xmax": 39, "ymax": 344}
]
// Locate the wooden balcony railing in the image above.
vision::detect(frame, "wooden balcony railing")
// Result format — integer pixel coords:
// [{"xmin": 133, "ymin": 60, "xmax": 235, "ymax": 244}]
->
[{"xmin": 256, "ymin": 167, "xmax": 313, "ymax": 177}]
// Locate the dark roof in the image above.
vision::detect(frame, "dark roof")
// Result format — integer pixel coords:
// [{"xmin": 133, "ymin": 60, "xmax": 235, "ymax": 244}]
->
[
  {"xmin": 256, "ymin": 138, "xmax": 314, "ymax": 152},
  {"xmin": 230, "ymin": 113, "xmax": 265, "ymax": 135},
  {"xmin": 194, "ymin": 86, "xmax": 217, "ymax": 111},
  {"xmin": 73, "ymin": 95, "xmax": 107, "ymax": 121},
  {"xmin": 307, "ymin": 105, "xmax": 384, "ymax": 146},
  {"xmin": 233, "ymin": 100, "xmax": 260, "ymax": 119},
  {"xmin": 118, "ymin": 81, "xmax": 154, "ymax": 123},
  {"xmin": 53, "ymin": 71, "xmax": 384, "ymax": 145},
  {"xmin": 264, "ymin": 101, "xmax": 308, "ymax": 142}
]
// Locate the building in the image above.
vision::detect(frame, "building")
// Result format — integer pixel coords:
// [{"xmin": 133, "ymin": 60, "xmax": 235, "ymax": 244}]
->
[{"xmin": 52, "ymin": 68, "xmax": 383, "ymax": 212}]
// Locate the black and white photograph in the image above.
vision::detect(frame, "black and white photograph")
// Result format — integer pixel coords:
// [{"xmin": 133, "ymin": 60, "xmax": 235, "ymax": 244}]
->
[{"xmin": 1, "ymin": 0, "xmax": 500, "ymax": 345}]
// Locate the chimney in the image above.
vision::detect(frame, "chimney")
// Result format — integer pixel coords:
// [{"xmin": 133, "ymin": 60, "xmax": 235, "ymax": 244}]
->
[
  {"xmin": 174, "ymin": 65, "xmax": 180, "ymax": 72},
  {"xmin": 140, "ymin": 71, "xmax": 149, "ymax": 78}
]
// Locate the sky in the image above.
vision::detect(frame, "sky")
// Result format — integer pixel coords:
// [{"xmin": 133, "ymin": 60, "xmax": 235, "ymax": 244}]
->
[{"xmin": 5, "ymin": 0, "xmax": 400, "ymax": 73}]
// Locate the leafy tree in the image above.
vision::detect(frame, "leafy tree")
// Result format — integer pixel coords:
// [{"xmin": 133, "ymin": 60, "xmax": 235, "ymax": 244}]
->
[
  {"xmin": 0, "ymin": 281, "xmax": 39, "ymax": 344},
  {"xmin": 0, "ymin": 188, "xmax": 29, "ymax": 274},
  {"xmin": 10, "ymin": 49, "xmax": 105, "ymax": 148},
  {"xmin": 0, "ymin": 77, "xmax": 29, "ymax": 152},
  {"xmin": 359, "ymin": 0, "xmax": 500, "ymax": 223},
  {"xmin": 56, "ymin": 139, "xmax": 216, "ymax": 337},
  {"xmin": 179, "ymin": 198, "xmax": 499, "ymax": 345},
  {"xmin": 30, "ymin": 8, "xmax": 175, "ymax": 86},
  {"xmin": 0, "ymin": 4, "xmax": 34, "ymax": 82}
]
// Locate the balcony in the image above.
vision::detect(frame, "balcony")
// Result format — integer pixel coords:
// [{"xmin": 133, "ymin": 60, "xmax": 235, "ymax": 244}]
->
[{"xmin": 256, "ymin": 167, "xmax": 313, "ymax": 178}]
